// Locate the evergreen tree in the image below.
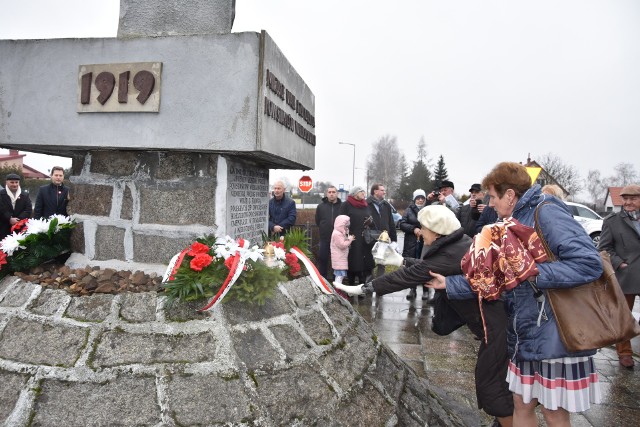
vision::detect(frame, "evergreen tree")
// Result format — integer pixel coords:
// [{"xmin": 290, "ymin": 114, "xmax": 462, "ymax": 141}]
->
[
  {"xmin": 409, "ymin": 159, "xmax": 432, "ymax": 195},
  {"xmin": 433, "ymin": 155, "xmax": 448, "ymax": 188},
  {"xmin": 396, "ymin": 154, "xmax": 412, "ymax": 201},
  {"xmin": 397, "ymin": 137, "xmax": 434, "ymax": 201}
]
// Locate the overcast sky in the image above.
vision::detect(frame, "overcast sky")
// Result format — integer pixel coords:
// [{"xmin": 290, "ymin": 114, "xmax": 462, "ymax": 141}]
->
[{"xmin": 1, "ymin": 0, "xmax": 639, "ymax": 198}]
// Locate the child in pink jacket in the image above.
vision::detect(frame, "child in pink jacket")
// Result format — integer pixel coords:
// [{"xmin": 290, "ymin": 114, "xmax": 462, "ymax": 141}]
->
[{"xmin": 331, "ymin": 215, "xmax": 355, "ymax": 284}]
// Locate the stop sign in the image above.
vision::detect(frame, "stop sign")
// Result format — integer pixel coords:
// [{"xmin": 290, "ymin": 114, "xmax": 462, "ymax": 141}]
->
[{"xmin": 298, "ymin": 175, "xmax": 313, "ymax": 193}]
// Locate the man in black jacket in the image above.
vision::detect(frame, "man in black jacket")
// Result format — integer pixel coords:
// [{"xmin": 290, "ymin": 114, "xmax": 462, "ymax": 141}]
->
[
  {"xmin": 0, "ymin": 173, "xmax": 32, "ymax": 239},
  {"xmin": 456, "ymin": 183, "xmax": 485, "ymax": 237},
  {"xmin": 367, "ymin": 183, "xmax": 397, "ymax": 278},
  {"xmin": 315, "ymin": 185, "xmax": 342, "ymax": 280},
  {"xmin": 34, "ymin": 166, "xmax": 69, "ymax": 219}
]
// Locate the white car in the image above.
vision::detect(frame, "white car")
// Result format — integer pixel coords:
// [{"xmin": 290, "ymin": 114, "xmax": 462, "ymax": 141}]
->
[{"xmin": 565, "ymin": 201, "xmax": 603, "ymax": 246}]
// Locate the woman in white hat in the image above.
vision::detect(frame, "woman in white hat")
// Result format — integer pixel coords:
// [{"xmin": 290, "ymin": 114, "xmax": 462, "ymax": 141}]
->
[{"xmin": 335, "ymin": 204, "xmax": 514, "ymax": 426}]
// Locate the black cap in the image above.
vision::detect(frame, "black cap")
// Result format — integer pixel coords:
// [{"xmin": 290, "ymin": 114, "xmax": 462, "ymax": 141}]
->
[
  {"xmin": 469, "ymin": 183, "xmax": 482, "ymax": 192},
  {"xmin": 5, "ymin": 173, "xmax": 21, "ymax": 181},
  {"xmin": 440, "ymin": 180, "xmax": 454, "ymax": 190}
]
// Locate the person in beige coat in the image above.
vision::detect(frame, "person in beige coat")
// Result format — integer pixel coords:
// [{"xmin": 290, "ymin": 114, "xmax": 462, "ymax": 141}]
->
[{"xmin": 599, "ymin": 184, "xmax": 640, "ymax": 368}]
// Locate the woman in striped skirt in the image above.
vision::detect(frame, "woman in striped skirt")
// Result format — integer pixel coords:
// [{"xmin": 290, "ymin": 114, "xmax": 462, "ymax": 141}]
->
[{"xmin": 429, "ymin": 162, "xmax": 602, "ymax": 426}]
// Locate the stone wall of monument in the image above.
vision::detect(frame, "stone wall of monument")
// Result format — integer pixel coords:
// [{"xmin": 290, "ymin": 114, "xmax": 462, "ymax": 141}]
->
[
  {"xmin": 68, "ymin": 150, "xmax": 220, "ymax": 268},
  {"xmin": 0, "ymin": 275, "xmax": 462, "ymax": 426}
]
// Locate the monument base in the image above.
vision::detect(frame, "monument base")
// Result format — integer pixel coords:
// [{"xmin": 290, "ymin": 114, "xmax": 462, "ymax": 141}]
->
[
  {"xmin": 68, "ymin": 150, "xmax": 269, "ymax": 268},
  {"xmin": 0, "ymin": 275, "xmax": 462, "ymax": 426}
]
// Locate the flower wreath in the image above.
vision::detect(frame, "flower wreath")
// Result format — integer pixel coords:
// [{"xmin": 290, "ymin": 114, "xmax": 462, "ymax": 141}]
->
[
  {"xmin": 0, "ymin": 215, "xmax": 76, "ymax": 278},
  {"xmin": 162, "ymin": 232, "xmax": 331, "ymax": 311}
]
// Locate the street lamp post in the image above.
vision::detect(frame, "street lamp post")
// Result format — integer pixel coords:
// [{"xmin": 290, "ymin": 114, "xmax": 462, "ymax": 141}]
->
[{"xmin": 338, "ymin": 142, "xmax": 355, "ymax": 187}]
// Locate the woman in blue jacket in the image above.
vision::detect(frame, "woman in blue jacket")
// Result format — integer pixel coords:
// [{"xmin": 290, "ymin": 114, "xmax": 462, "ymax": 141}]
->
[{"xmin": 428, "ymin": 162, "xmax": 602, "ymax": 426}]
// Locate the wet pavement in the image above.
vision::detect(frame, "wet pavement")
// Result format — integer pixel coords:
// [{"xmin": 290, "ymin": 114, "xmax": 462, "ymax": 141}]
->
[{"xmin": 351, "ymin": 289, "xmax": 640, "ymax": 427}]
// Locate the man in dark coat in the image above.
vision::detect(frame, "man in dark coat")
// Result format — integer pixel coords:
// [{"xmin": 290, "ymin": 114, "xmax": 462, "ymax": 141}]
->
[
  {"xmin": 456, "ymin": 183, "xmax": 485, "ymax": 237},
  {"xmin": 367, "ymin": 183, "xmax": 397, "ymax": 279},
  {"xmin": 315, "ymin": 185, "xmax": 342, "ymax": 280},
  {"xmin": 268, "ymin": 180, "xmax": 296, "ymax": 237},
  {"xmin": 0, "ymin": 173, "xmax": 32, "ymax": 239},
  {"xmin": 599, "ymin": 184, "xmax": 640, "ymax": 369},
  {"xmin": 34, "ymin": 166, "xmax": 69, "ymax": 219}
]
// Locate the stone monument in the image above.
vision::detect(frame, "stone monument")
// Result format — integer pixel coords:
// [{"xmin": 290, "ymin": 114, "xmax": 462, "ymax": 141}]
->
[
  {"xmin": 0, "ymin": 0, "xmax": 315, "ymax": 272},
  {"xmin": 0, "ymin": 2, "xmax": 464, "ymax": 426}
]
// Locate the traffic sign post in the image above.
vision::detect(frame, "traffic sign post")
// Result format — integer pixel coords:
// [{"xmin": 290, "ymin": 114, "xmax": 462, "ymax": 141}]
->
[{"xmin": 298, "ymin": 175, "xmax": 312, "ymax": 193}]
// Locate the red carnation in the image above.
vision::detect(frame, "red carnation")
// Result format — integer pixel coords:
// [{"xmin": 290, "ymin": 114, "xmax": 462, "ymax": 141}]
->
[
  {"xmin": 289, "ymin": 262, "xmax": 301, "ymax": 275},
  {"xmin": 190, "ymin": 253, "xmax": 213, "ymax": 271},
  {"xmin": 0, "ymin": 252, "xmax": 7, "ymax": 269},
  {"xmin": 284, "ymin": 253, "xmax": 297, "ymax": 265},
  {"xmin": 10, "ymin": 218, "xmax": 28, "ymax": 234},
  {"xmin": 273, "ymin": 242, "xmax": 285, "ymax": 250},
  {"xmin": 187, "ymin": 242, "xmax": 210, "ymax": 257}
]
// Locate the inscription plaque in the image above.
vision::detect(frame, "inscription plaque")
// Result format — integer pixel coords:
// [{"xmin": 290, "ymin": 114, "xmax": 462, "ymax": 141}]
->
[{"xmin": 226, "ymin": 162, "xmax": 269, "ymax": 243}]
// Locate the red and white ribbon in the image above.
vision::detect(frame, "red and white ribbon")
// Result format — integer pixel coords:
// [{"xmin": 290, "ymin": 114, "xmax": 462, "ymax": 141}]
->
[
  {"xmin": 198, "ymin": 238, "xmax": 250, "ymax": 312},
  {"xmin": 162, "ymin": 247, "xmax": 190, "ymax": 283},
  {"xmin": 289, "ymin": 246, "xmax": 333, "ymax": 294}
]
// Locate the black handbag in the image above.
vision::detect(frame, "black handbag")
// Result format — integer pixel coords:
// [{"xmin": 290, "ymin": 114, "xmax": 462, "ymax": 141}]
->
[
  {"xmin": 362, "ymin": 228, "xmax": 381, "ymax": 245},
  {"xmin": 431, "ymin": 290, "xmax": 466, "ymax": 336}
]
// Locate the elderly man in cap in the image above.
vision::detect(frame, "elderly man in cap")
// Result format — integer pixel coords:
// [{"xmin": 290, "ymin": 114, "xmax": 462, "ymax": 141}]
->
[
  {"xmin": 427, "ymin": 179, "xmax": 459, "ymax": 211},
  {"xmin": 599, "ymin": 184, "xmax": 640, "ymax": 368},
  {"xmin": 457, "ymin": 183, "xmax": 486, "ymax": 237},
  {"xmin": 0, "ymin": 173, "xmax": 32, "ymax": 240}
]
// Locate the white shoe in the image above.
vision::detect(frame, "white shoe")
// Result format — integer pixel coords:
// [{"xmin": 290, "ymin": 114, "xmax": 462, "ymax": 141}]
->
[{"xmin": 333, "ymin": 282, "xmax": 364, "ymax": 296}]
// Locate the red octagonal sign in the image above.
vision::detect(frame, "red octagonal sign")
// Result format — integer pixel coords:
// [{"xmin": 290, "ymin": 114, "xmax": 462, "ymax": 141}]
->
[{"xmin": 298, "ymin": 175, "xmax": 313, "ymax": 193}]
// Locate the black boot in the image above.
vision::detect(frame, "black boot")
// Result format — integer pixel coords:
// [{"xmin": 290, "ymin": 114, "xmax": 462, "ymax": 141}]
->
[
  {"xmin": 422, "ymin": 287, "xmax": 434, "ymax": 303},
  {"xmin": 406, "ymin": 287, "xmax": 417, "ymax": 300}
]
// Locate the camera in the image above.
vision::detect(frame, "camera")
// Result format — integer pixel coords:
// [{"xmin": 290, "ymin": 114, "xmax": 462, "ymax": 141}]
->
[{"xmin": 432, "ymin": 190, "xmax": 441, "ymax": 198}]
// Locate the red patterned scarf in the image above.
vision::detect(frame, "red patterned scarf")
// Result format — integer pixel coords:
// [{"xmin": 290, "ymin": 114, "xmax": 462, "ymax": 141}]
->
[{"xmin": 461, "ymin": 217, "xmax": 548, "ymax": 342}]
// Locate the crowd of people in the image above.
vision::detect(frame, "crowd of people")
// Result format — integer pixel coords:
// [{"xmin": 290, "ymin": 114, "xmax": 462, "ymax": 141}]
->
[
  {"xmin": 290, "ymin": 162, "xmax": 638, "ymax": 427},
  {"xmin": 0, "ymin": 167, "xmax": 69, "ymax": 240}
]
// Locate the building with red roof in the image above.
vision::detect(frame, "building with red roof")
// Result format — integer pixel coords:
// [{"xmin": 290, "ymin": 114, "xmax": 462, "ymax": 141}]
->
[
  {"xmin": 0, "ymin": 149, "xmax": 49, "ymax": 179},
  {"xmin": 604, "ymin": 187, "xmax": 624, "ymax": 213}
]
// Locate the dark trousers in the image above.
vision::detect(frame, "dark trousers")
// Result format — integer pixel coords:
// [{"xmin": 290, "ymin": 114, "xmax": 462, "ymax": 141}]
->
[
  {"xmin": 317, "ymin": 239, "xmax": 331, "ymax": 280},
  {"xmin": 450, "ymin": 298, "xmax": 513, "ymax": 418}
]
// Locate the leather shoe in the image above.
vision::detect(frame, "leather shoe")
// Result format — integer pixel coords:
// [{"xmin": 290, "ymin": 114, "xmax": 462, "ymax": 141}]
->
[
  {"xmin": 619, "ymin": 355, "xmax": 635, "ymax": 369},
  {"xmin": 406, "ymin": 288, "xmax": 417, "ymax": 300}
]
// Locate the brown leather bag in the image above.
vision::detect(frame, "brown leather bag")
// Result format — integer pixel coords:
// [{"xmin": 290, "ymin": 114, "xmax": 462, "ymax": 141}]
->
[{"xmin": 533, "ymin": 203, "xmax": 640, "ymax": 352}]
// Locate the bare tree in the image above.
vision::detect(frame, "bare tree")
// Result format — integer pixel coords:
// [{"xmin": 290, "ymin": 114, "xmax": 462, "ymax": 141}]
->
[
  {"xmin": 610, "ymin": 162, "xmax": 638, "ymax": 186},
  {"xmin": 417, "ymin": 136, "xmax": 428, "ymax": 163},
  {"xmin": 585, "ymin": 169, "xmax": 607, "ymax": 209},
  {"xmin": 366, "ymin": 135, "xmax": 403, "ymax": 197},
  {"xmin": 536, "ymin": 153, "xmax": 583, "ymax": 196}
]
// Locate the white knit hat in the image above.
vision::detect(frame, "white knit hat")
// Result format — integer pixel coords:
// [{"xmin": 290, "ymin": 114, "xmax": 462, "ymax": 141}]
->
[
  {"xmin": 412, "ymin": 189, "xmax": 426, "ymax": 201},
  {"xmin": 417, "ymin": 205, "xmax": 461, "ymax": 236}
]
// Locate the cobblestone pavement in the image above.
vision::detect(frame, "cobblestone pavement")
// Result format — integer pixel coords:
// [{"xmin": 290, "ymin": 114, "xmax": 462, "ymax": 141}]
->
[{"xmin": 352, "ymin": 289, "xmax": 640, "ymax": 427}]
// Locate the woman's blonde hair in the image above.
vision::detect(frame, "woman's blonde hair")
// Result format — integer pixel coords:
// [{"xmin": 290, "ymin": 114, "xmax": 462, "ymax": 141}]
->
[
  {"xmin": 541, "ymin": 184, "xmax": 564, "ymax": 199},
  {"xmin": 482, "ymin": 162, "xmax": 532, "ymax": 198}
]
